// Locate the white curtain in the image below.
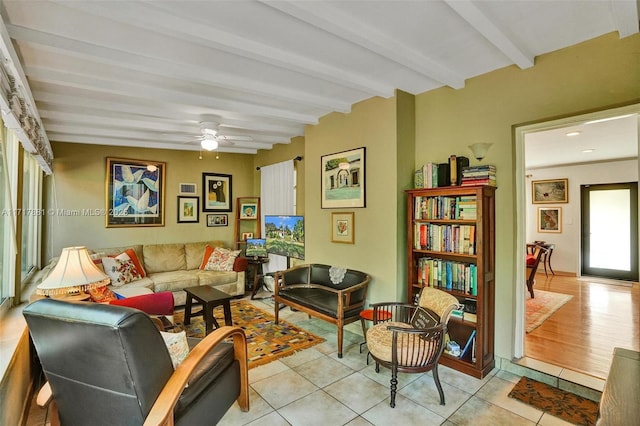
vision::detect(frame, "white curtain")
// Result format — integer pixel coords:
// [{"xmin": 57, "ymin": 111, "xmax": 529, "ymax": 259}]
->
[{"xmin": 260, "ymin": 160, "xmax": 294, "ymax": 273}]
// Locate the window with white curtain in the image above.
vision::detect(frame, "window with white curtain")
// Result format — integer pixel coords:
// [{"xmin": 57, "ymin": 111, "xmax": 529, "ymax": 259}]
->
[
  {"xmin": 21, "ymin": 152, "xmax": 42, "ymax": 281},
  {"xmin": 260, "ymin": 159, "xmax": 295, "ymax": 272},
  {"xmin": 0, "ymin": 127, "xmax": 19, "ymax": 306}
]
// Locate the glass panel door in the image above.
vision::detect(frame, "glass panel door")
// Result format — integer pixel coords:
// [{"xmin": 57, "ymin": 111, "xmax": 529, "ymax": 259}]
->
[{"xmin": 581, "ymin": 183, "xmax": 638, "ymax": 280}]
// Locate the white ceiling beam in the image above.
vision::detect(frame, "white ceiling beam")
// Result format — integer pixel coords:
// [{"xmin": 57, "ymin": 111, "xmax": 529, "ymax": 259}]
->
[
  {"xmin": 34, "ymin": 91, "xmax": 304, "ymax": 136},
  {"xmin": 444, "ymin": 0, "xmax": 534, "ymax": 69},
  {"xmin": 48, "ymin": 134, "xmax": 259, "ymax": 154},
  {"xmin": 49, "ymin": 0, "xmax": 392, "ymax": 98},
  {"xmin": 9, "ymin": 25, "xmax": 351, "ymax": 114},
  {"xmin": 261, "ymin": 0, "xmax": 465, "ymax": 89},
  {"xmin": 25, "ymin": 66, "xmax": 318, "ymax": 124},
  {"xmin": 609, "ymin": 0, "xmax": 639, "ymax": 38}
]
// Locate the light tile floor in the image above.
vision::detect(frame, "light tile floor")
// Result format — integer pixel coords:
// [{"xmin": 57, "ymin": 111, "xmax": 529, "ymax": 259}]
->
[
  {"xmin": 217, "ymin": 297, "xmax": 590, "ymax": 426},
  {"xmin": 26, "ymin": 295, "xmax": 600, "ymax": 426}
]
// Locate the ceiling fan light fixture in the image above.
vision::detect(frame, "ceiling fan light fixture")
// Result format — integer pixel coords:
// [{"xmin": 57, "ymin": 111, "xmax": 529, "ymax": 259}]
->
[{"xmin": 201, "ymin": 136, "xmax": 218, "ymax": 151}]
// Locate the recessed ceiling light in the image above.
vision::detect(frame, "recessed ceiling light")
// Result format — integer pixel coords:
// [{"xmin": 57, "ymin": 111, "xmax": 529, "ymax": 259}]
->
[
  {"xmin": 582, "ymin": 149, "xmax": 595, "ymax": 153},
  {"xmin": 566, "ymin": 131, "xmax": 581, "ymax": 137}
]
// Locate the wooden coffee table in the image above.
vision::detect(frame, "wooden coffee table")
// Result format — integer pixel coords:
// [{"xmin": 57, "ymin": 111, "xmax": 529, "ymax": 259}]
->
[{"xmin": 183, "ymin": 286, "xmax": 233, "ymax": 335}]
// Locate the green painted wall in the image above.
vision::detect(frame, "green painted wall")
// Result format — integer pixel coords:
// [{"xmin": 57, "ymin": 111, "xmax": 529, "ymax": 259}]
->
[
  {"xmin": 43, "ymin": 143, "xmax": 255, "ymax": 259},
  {"xmin": 304, "ymin": 96, "xmax": 405, "ymax": 303},
  {"xmin": 415, "ymin": 32, "xmax": 640, "ymax": 359}
]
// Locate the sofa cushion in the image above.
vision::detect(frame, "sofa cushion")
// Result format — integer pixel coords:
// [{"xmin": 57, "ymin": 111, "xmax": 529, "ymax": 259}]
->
[
  {"xmin": 102, "ymin": 253, "xmax": 142, "ymax": 287},
  {"xmin": 149, "ymin": 271, "xmax": 199, "ymax": 293},
  {"xmin": 185, "ymin": 241, "xmax": 225, "ymax": 271},
  {"xmin": 278, "ymin": 288, "xmax": 362, "ymax": 319},
  {"xmin": 144, "ymin": 243, "xmax": 187, "ymax": 274},
  {"xmin": 196, "ymin": 270, "xmax": 239, "ymax": 287},
  {"xmin": 108, "ymin": 277, "xmax": 154, "ymax": 294},
  {"xmin": 90, "ymin": 245, "xmax": 145, "ymax": 269}
]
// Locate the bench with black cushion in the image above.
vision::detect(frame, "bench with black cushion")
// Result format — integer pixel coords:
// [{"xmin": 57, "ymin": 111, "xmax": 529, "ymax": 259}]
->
[{"xmin": 274, "ymin": 263, "xmax": 370, "ymax": 358}]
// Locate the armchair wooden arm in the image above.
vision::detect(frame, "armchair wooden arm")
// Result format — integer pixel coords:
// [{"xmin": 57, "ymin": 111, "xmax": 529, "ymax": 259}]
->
[{"xmin": 144, "ymin": 326, "xmax": 249, "ymax": 426}]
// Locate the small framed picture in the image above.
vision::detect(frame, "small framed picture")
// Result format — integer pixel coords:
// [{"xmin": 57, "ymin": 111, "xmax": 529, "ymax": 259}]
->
[
  {"xmin": 538, "ymin": 207, "xmax": 562, "ymax": 233},
  {"xmin": 241, "ymin": 232, "xmax": 254, "ymax": 240},
  {"xmin": 240, "ymin": 203, "xmax": 258, "ymax": 219},
  {"xmin": 331, "ymin": 212, "xmax": 354, "ymax": 244},
  {"xmin": 532, "ymin": 178, "xmax": 568, "ymax": 203},
  {"xmin": 206, "ymin": 214, "xmax": 228, "ymax": 227},
  {"xmin": 177, "ymin": 196, "xmax": 199, "ymax": 223}
]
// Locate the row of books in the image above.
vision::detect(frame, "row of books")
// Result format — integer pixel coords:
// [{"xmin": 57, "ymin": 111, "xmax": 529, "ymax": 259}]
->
[
  {"xmin": 461, "ymin": 164, "xmax": 496, "ymax": 187},
  {"xmin": 414, "ymin": 223, "xmax": 476, "ymax": 255},
  {"xmin": 414, "ymin": 156, "xmax": 471, "ymax": 188},
  {"xmin": 416, "ymin": 257, "xmax": 478, "ymax": 295},
  {"xmin": 414, "ymin": 195, "xmax": 477, "ymax": 220}
]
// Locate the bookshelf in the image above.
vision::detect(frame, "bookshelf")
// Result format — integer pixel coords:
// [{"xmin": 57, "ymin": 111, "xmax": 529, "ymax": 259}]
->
[
  {"xmin": 234, "ymin": 197, "xmax": 261, "ymax": 248},
  {"xmin": 406, "ymin": 185, "xmax": 495, "ymax": 378}
]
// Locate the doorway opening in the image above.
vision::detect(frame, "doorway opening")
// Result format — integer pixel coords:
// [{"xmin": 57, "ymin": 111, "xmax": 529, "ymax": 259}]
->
[{"xmin": 513, "ymin": 103, "xmax": 640, "ymax": 367}]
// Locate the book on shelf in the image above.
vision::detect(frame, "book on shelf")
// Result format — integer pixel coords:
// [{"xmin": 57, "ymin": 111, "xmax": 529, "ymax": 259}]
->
[
  {"xmin": 415, "ymin": 257, "xmax": 477, "ymax": 295},
  {"xmin": 449, "ymin": 155, "xmax": 469, "ymax": 186},
  {"xmin": 463, "ymin": 312, "xmax": 477, "ymax": 323},
  {"xmin": 414, "ymin": 168, "xmax": 424, "ymax": 188},
  {"xmin": 459, "ymin": 329, "xmax": 477, "ymax": 360}
]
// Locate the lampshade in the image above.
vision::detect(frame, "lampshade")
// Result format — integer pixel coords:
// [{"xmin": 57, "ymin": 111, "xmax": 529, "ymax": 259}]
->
[
  {"xmin": 37, "ymin": 246, "xmax": 110, "ymax": 296},
  {"xmin": 468, "ymin": 142, "xmax": 493, "ymax": 161}
]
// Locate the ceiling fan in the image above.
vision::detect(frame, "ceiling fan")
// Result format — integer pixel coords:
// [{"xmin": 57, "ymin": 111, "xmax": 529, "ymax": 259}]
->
[{"xmin": 196, "ymin": 121, "xmax": 252, "ymax": 151}]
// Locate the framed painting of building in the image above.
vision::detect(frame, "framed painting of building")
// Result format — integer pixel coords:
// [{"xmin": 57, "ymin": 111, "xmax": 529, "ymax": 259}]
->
[{"xmin": 321, "ymin": 147, "xmax": 366, "ymax": 208}]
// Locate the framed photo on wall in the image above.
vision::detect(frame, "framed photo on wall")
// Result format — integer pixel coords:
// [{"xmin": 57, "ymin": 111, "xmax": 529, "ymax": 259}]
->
[
  {"xmin": 177, "ymin": 196, "xmax": 199, "ymax": 223},
  {"xmin": 202, "ymin": 173, "xmax": 232, "ymax": 212},
  {"xmin": 206, "ymin": 214, "xmax": 228, "ymax": 227},
  {"xmin": 532, "ymin": 178, "xmax": 568, "ymax": 203},
  {"xmin": 240, "ymin": 203, "xmax": 258, "ymax": 219},
  {"xmin": 331, "ymin": 212, "xmax": 355, "ymax": 244},
  {"xmin": 321, "ymin": 147, "xmax": 366, "ymax": 208},
  {"xmin": 105, "ymin": 157, "xmax": 165, "ymax": 227},
  {"xmin": 538, "ymin": 207, "xmax": 562, "ymax": 233}
]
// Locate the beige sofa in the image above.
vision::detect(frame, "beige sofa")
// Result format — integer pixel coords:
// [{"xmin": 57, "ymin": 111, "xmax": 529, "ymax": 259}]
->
[{"xmin": 35, "ymin": 240, "xmax": 245, "ymax": 306}]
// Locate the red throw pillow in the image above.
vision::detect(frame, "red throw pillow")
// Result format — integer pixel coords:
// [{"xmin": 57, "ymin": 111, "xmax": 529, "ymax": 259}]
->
[
  {"xmin": 526, "ymin": 254, "xmax": 536, "ymax": 266},
  {"xmin": 89, "ymin": 286, "xmax": 118, "ymax": 303}
]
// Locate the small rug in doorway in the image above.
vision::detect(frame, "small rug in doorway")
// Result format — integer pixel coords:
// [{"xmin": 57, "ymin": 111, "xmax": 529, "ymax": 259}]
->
[
  {"xmin": 508, "ymin": 377, "xmax": 599, "ymax": 426},
  {"xmin": 526, "ymin": 289, "xmax": 572, "ymax": 333},
  {"xmin": 171, "ymin": 300, "xmax": 325, "ymax": 369}
]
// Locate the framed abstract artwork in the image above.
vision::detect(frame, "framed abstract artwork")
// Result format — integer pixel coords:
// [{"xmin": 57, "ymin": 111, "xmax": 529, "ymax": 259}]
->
[
  {"xmin": 105, "ymin": 157, "xmax": 165, "ymax": 227},
  {"xmin": 321, "ymin": 147, "xmax": 366, "ymax": 208},
  {"xmin": 202, "ymin": 173, "xmax": 232, "ymax": 212}
]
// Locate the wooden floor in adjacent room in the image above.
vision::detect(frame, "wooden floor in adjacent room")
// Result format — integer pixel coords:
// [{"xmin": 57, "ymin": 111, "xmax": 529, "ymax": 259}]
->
[{"xmin": 525, "ymin": 272, "xmax": 640, "ymax": 379}]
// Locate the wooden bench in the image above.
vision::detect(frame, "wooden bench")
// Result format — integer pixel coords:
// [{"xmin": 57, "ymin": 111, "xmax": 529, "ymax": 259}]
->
[{"xmin": 596, "ymin": 347, "xmax": 640, "ymax": 425}]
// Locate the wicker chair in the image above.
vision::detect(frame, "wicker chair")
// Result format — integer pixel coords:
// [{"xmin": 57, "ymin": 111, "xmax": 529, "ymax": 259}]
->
[{"xmin": 366, "ymin": 287, "xmax": 460, "ymax": 408}]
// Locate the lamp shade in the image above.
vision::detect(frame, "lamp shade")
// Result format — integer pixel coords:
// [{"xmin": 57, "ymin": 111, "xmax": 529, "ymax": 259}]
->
[{"xmin": 37, "ymin": 246, "xmax": 110, "ymax": 296}]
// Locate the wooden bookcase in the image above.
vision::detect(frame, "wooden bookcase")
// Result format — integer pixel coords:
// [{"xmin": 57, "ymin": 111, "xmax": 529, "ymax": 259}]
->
[
  {"xmin": 406, "ymin": 185, "xmax": 495, "ymax": 378},
  {"xmin": 234, "ymin": 197, "xmax": 261, "ymax": 247}
]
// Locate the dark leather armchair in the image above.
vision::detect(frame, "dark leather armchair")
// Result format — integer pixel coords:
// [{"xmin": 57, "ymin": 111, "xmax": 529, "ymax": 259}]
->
[{"xmin": 23, "ymin": 298, "xmax": 249, "ymax": 426}]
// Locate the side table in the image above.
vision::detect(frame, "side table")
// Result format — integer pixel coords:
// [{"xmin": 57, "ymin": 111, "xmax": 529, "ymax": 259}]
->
[
  {"xmin": 184, "ymin": 286, "xmax": 233, "ymax": 335},
  {"xmin": 246, "ymin": 256, "xmax": 270, "ymax": 299}
]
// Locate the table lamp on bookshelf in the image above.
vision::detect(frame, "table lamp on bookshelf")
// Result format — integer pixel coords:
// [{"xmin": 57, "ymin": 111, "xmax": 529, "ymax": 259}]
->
[{"xmin": 37, "ymin": 246, "xmax": 110, "ymax": 299}]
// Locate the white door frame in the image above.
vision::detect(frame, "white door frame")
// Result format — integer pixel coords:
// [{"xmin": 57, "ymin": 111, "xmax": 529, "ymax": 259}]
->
[{"xmin": 513, "ymin": 103, "xmax": 640, "ymax": 358}]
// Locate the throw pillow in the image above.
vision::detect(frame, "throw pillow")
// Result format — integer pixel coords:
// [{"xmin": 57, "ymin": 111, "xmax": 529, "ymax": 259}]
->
[
  {"xmin": 90, "ymin": 252, "xmax": 106, "ymax": 273},
  {"xmin": 123, "ymin": 248, "xmax": 146, "ymax": 278},
  {"xmin": 102, "ymin": 252, "xmax": 141, "ymax": 287},
  {"xmin": 88, "ymin": 286, "xmax": 118, "ymax": 303},
  {"xmin": 160, "ymin": 331, "xmax": 189, "ymax": 369},
  {"xmin": 199, "ymin": 244, "xmax": 216, "ymax": 270},
  {"xmin": 204, "ymin": 247, "xmax": 240, "ymax": 271}
]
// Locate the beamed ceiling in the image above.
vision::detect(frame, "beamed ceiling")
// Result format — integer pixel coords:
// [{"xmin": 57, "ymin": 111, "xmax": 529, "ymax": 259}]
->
[{"xmin": 0, "ymin": 0, "xmax": 638, "ymax": 155}]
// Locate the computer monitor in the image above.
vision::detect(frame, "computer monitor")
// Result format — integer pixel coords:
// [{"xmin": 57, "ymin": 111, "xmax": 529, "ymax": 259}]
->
[{"xmin": 245, "ymin": 238, "xmax": 267, "ymax": 258}]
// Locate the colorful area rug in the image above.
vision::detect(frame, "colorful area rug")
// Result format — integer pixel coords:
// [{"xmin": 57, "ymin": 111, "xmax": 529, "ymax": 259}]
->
[
  {"xmin": 508, "ymin": 377, "xmax": 599, "ymax": 426},
  {"xmin": 526, "ymin": 289, "xmax": 573, "ymax": 333},
  {"xmin": 172, "ymin": 300, "xmax": 325, "ymax": 369}
]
